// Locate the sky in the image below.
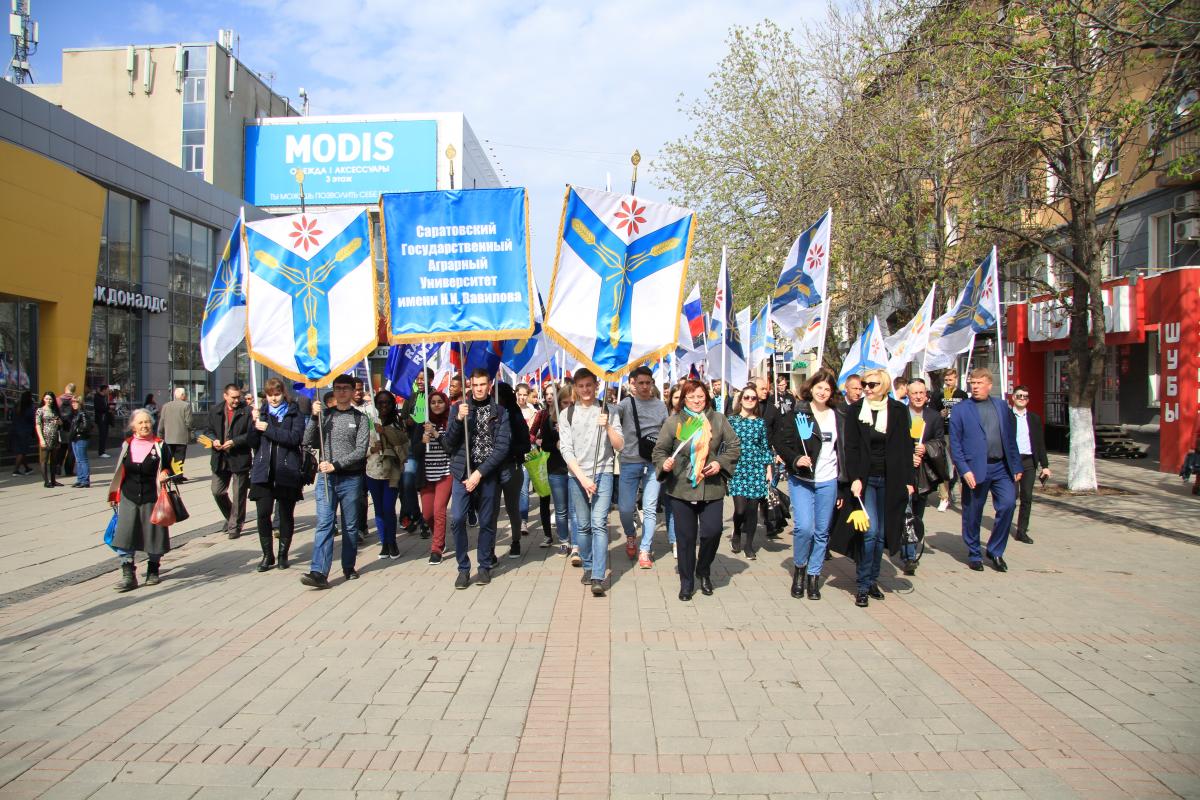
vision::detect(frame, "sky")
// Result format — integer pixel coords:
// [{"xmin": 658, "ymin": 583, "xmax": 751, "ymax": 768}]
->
[{"xmin": 27, "ymin": 0, "xmax": 827, "ymax": 288}]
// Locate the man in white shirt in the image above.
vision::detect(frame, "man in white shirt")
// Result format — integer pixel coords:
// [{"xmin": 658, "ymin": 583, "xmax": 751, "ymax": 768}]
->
[{"xmin": 1009, "ymin": 385, "xmax": 1051, "ymax": 544}]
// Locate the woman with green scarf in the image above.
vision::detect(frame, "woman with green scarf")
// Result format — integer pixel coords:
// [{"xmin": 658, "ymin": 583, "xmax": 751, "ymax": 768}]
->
[
  {"xmin": 843, "ymin": 367, "xmax": 916, "ymax": 607},
  {"xmin": 652, "ymin": 379, "xmax": 741, "ymax": 601}
]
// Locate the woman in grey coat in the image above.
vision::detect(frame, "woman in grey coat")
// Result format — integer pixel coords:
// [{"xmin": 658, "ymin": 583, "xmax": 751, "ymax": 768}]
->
[
  {"xmin": 106, "ymin": 409, "xmax": 171, "ymax": 592},
  {"xmin": 652, "ymin": 379, "xmax": 740, "ymax": 601}
]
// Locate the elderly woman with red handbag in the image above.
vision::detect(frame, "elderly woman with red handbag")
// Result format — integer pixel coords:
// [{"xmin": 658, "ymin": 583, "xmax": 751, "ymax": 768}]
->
[{"xmin": 106, "ymin": 409, "xmax": 172, "ymax": 592}]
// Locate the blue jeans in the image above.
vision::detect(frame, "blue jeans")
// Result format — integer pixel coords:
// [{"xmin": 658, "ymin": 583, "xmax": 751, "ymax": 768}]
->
[
  {"xmin": 663, "ymin": 496, "xmax": 677, "ymax": 544},
  {"xmin": 519, "ymin": 466, "xmax": 530, "ymax": 521},
  {"xmin": 856, "ymin": 476, "xmax": 887, "ymax": 592},
  {"xmin": 366, "ymin": 477, "xmax": 398, "ymax": 549},
  {"xmin": 790, "ymin": 476, "xmax": 837, "ymax": 574},
  {"xmin": 961, "ymin": 459, "xmax": 1017, "ymax": 562},
  {"xmin": 449, "ymin": 475, "xmax": 499, "ymax": 572},
  {"xmin": 312, "ymin": 473, "xmax": 364, "ymax": 576},
  {"xmin": 618, "ymin": 461, "xmax": 662, "ymax": 552},
  {"xmin": 546, "ymin": 472, "xmax": 575, "ymax": 544},
  {"xmin": 71, "ymin": 440, "xmax": 91, "ymax": 485},
  {"xmin": 568, "ymin": 472, "xmax": 613, "ymax": 580}
]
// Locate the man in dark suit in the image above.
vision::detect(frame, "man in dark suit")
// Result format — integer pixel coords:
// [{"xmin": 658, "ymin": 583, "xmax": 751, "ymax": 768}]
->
[
  {"xmin": 905, "ymin": 379, "xmax": 947, "ymax": 574},
  {"xmin": 949, "ymin": 368, "xmax": 1023, "ymax": 572},
  {"xmin": 1009, "ymin": 385, "xmax": 1050, "ymax": 544},
  {"xmin": 205, "ymin": 383, "xmax": 253, "ymax": 539}
]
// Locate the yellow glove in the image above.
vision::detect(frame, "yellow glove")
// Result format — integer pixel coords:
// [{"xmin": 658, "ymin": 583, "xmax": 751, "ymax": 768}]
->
[
  {"xmin": 171, "ymin": 458, "xmax": 185, "ymax": 476},
  {"xmin": 847, "ymin": 509, "xmax": 870, "ymax": 532}
]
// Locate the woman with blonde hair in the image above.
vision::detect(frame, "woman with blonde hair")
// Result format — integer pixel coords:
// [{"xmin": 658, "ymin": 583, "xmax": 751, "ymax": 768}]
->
[
  {"xmin": 106, "ymin": 409, "xmax": 171, "ymax": 591},
  {"xmin": 843, "ymin": 367, "xmax": 915, "ymax": 607}
]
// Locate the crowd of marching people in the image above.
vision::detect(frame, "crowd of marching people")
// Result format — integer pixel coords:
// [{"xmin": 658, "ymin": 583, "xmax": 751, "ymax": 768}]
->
[{"xmin": 93, "ymin": 361, "xmax": 1062, "ymax": 603}]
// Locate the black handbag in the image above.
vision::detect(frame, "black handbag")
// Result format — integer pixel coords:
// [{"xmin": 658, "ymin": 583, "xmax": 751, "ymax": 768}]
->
[
  {"xmin": 167, "ymin": 481, "xmax": 190, "ymax": 524},
  {"xmin": 301, "ymin": 447, "xmax": 319, "ymax": 486},
  {"xmin": 628, "ymin": 399, "xmax": 658, "ymax": 461}
]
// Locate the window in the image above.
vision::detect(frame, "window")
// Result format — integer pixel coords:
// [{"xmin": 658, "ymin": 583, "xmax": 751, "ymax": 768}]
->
[
  {"xmin": 181, "ymin": 46, "xmax": 207, "ymax": 175},
  {"xmin": 96, "ymin": 189, "xmax": 142, "ymax": 286},
  {"xmin": 1095, "ymin": 128, "xmax": 1119, "ymax": 181},
  {"xmin": 1149, "ymin": 212, "xmax": 1173, "ymax": 271},
  {"xmin": 1098, "ymin": 235, "xmax": 1120, "ymax": 278},
  {"xmin": 1046, "ymin": 159, "xmax": 1063, "ymax": 200},
  {"xmin": 169, "ymin": 214, "xmax": 215, "ymax": 407}
]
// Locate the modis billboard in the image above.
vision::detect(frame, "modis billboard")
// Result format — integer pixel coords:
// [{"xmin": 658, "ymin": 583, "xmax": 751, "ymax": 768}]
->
[{"xmin": 244, "ymin": 118, "xmax": 437, "ymax": 207}]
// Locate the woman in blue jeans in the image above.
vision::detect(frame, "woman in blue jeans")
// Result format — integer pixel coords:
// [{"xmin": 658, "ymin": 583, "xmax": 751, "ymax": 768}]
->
[
  {"xmin": 771, "ymin": 370, "xmax": 847, "ymax": 600},
  {"xmin": 843, "ymin": 368, "xmax": 916, "ymax": 607}
]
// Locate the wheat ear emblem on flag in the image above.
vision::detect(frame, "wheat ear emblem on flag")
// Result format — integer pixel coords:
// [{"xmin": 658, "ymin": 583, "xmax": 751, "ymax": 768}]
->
[{"xmin": 253, "ymin": 237, "xmax": 362, "ymax": 358}]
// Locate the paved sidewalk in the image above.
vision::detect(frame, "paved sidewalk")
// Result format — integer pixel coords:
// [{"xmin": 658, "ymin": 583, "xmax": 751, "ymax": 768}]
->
[{"xmin": 0, "ymin": 456, "xmax": 1197, "ymax": 799}]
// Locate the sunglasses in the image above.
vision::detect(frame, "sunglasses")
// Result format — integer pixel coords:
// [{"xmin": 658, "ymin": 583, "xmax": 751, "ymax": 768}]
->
[
  {"xmin": 863, "ymin": 381, "xmax": 882, "ymax": 389},
  {"xmin": 1013, "ymin": 394, "xmax": 1029, "ymax": 399},
  {"xmin": 741, "ymin": 395, "xmax": 757, "ymax": 401}
]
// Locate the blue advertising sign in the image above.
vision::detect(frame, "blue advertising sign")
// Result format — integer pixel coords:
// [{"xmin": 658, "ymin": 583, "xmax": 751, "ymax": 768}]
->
[
  {"xmin": 382, "ymin": 189, "xmax": 534, "ymax": 343},
  {"xmin": 244, "ymin": 119, "xmax": 437, "ymax": 207}
]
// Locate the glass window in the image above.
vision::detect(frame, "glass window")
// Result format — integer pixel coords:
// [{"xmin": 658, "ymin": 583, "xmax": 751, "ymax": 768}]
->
[
  {"xmin": 169, "ymin": 214, "xmax": 218, "ymax": 399},
  {"xmin": 1150, "ymin": 213, "xmax": 1173, "ymax": 271},
  {"xmin": 96, "ymin": 188, "xmax": 141, "ymax": 286}
]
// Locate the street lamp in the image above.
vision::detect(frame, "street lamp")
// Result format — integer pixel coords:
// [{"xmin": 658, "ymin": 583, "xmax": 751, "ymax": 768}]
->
[
  {"xmin": 445, "ymin": 143, "xmax": 457, "ymax": 190},
  {"xmin": 295, "ymin": 169, "xmax": 306, "ymax": 213}
]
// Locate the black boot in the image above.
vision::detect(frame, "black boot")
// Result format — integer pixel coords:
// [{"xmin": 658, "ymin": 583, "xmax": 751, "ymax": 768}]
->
[
  {"xmin": 145, "ymin": 561, "xmax": 161, "ymax": 585},
  {"xmin": 806, "ymin": 573, "xmax": 821, "ymax": 600},
  {"xmin": 276, "ymin": 535, "xmax": 291, "ymax": 570},
  {"xmin": 791, "ymin": 566, "xmax": 804, "ymax": 598},
  {"xmin": 257, "ymin": 533, "xmax": 276, "ymax": 572},
  {"xmin": 116, "ymin": 562, "xmax": 137, "ymax": 592}
]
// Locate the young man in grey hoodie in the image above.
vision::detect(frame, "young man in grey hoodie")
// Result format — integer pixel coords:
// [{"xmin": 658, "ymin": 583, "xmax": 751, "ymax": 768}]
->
[{"xmin": 300, "ymin": 374, "xmax": 370, "ymax": 589}]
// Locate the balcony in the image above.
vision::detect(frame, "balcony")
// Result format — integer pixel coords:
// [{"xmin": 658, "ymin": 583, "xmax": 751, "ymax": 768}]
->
[{"xmin": 1157, "ymin": 119, "xmax": 1198, "ymax": 187}]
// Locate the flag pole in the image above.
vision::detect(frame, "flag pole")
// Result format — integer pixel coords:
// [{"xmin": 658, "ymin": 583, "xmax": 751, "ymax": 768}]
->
[
  {"xmin": 992, "ymin": 245, "xmax": 1008, "ymax": 398},
  {"xmin": 459, "ymin": 341, "xmax": 471, "ymax": 475}
]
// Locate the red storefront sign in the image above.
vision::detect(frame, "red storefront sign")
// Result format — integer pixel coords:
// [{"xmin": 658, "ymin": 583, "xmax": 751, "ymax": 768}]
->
[
  {"xmin": 1145, "ymin": 267, "xmax": 1200, "ymax": 473},
  {"xmin": 1006, "ymin": 267, "xmax": 1200, "ymax": 474}
]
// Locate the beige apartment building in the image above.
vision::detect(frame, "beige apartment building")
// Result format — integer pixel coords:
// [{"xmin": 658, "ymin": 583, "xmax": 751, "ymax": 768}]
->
[{"xmin": 27, "ymin": 39, "xmax": 298, "ymax": 197}]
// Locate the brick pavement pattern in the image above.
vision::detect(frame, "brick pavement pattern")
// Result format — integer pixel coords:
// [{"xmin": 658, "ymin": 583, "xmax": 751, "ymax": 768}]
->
[{"xmin": 0, "ymin": 457, "xmax": 1198, "ymax": 799}]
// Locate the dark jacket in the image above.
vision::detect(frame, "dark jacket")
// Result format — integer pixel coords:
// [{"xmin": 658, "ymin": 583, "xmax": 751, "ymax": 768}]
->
[
  {"xmin": 248, "ymin": 402, "xmax": 306, "ymax": 488},
  {"xmin": 206, "ymin": 402, "xmax": 253, "ymax": 474},
  {"xmin": 771, "ymin": 401, "xmax": 850, "ymax": 483},
  {"xmin": 651, "ymin": 409, "xmax": 741, "ymax": 502},
  {"xmin": 842, "ymin": 398, "xmax": 917, "ymax": 557},
  {"xmin": 66, "ymin": 409, "xmax": 92, "ymax": 442},
  {"xmin": 442, "ymin": 396, "xmax": 511, "ymax": 481},
  {"xmin": 949, "ymin": 397, "xmax": 1022, "ymax": 479},
  {"xmin": 1009, "ymin": 408, "xmax": 1048, "ymax": 469},
  {"xmin": 532, "ymin": 408, "xmax": 568, "ymax": 475},
  {"xmin": 911, "ymin": 405, "xmax": 948, "ymax": 494}
]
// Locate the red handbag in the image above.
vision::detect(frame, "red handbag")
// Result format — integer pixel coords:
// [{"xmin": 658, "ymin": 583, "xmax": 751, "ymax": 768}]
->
[{"xmin": 149, "ymin": 484, "xmax": 177, "ymax": 526}]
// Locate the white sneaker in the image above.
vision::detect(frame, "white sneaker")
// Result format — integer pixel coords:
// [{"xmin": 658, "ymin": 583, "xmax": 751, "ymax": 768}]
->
[
  {"xmin": 937, "ymin": 499, "xmax": 949, "ymax": 512},
  {"xmin": 671, "ymin": 543, "xmax": 677, "ymax": 558},
  {"xmin": 570, "ymin": 548, "xmax": 582, "ymax": 567}
]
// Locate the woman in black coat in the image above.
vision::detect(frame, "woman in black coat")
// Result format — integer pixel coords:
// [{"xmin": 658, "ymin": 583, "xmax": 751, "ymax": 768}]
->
[
  {"xmin": 842, "ymin": 367, "xmax": 915, "ymax": 607},
  {"xmin": 247, "ymin": 377, "xmax": 307, "ymax": 571}
]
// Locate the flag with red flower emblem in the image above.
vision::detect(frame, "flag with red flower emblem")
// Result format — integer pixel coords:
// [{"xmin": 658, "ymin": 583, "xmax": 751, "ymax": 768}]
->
[
  {"xmin": 243, "ymin": 209, "xmax": 378, "ymax": 386},
  {"xmin": 544, "ymin": 185, "xmax": 695, "ymax": 380}
]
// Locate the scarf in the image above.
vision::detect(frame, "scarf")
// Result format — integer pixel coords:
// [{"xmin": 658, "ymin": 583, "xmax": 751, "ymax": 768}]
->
[
  {"xmin": 427, "ymin": 391, "xmax": 449, "ymax": 430},
  {"xmin": 677, "ymin": 407, "xmax": 712, "ymax": 487},
  {"xmin": 266, "ymin": 402, "xmax": 287, "ymax": 423},
  {"xmin": 860, "ymin": 397, "xmax": 888, "ymax": 434}
]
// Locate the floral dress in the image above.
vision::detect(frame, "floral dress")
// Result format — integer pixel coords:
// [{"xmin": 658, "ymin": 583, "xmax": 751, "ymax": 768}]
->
[
  {"xmin": 35, "ymin": 407, "xmax": 62, "ymax": 450},
  {"xmin": 727, "ymin": 414, "xmax": 771, "ymax": 499}
]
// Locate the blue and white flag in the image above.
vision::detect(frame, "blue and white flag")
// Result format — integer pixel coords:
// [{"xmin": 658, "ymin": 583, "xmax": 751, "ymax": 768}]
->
[
  {"xmin": 201, "ymin": 209, "xmax": 247, "ymax": 371},
  {"xmin": 729, "ymin": 306, "xmax": 752, "ymax": 389},
  {"xmin": 749, "ymin": 302, "xmax": 775, "ymax": 365},
  {"xmin": 706, "ymin": 247, "xmax": 745, "ymax": 378},
  {"xmin": 923, "ymin": 248, "xmax": 1000, "ymax": 371},
  {"xmin": 772, "ymin": 209, "xmax": 832, "ymax": 354},
  {"xmin": 885, "ymin": 283, "xmax": 937, "ymax": 377},
  {"xmin": 383, "ymin": 342, "xmax": 438, "ymax": 396},
  {"xmin": 500, "ymin": 294, "xmax": 548, "ymax": 377},
  {"xmin": 382, "ymin": 188, "xmax": 534, "ymax": 343},
  {"xmin": 838, "ymin": 316, "xmax": 888, "ymax": 390},
  {"xmin": 544, "ymin": 186, "xmax": 695, "ymax": 380},
  {"xmin": 244, "ymin": 209, "xmax": 378, "ymax": 386}
]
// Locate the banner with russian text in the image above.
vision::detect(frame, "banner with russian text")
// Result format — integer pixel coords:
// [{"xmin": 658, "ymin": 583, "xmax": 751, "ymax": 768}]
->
[{"xmin": 381, "ymin": 188, "xmax": 534, "ymax": 343}]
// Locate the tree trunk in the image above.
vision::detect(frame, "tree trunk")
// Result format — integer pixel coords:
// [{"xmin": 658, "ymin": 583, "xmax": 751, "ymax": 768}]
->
[{"xmin": 1067, "ymin": 405, "xmax": 1097, "ymax": 491}]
